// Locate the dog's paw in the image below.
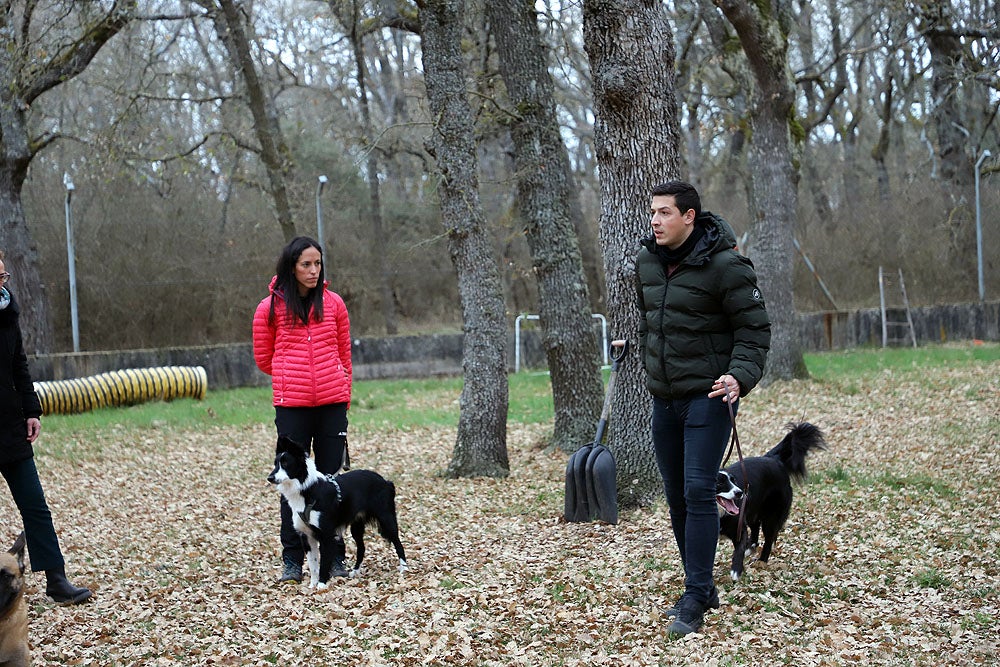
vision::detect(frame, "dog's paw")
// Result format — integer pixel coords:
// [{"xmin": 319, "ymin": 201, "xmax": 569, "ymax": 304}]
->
[
  {"xmin": 730, "ymin": 569, "xmax": 741, "ymax": 582},
  {"xmin": 398, "ymin": 562, "xmax": 408, "ymax": 574},
  {"xmin": 316, "ymin": 581, "xmax": 328, "ymax": 590}
]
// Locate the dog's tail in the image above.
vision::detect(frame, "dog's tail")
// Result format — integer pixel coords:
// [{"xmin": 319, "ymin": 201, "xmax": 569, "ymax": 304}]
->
[{"xmin": 764, "ymin": 421, "xmax": 826, "ymax": 482}]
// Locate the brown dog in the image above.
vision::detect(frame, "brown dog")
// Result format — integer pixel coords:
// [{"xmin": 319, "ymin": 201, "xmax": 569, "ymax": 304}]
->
[{"xmin": 0, "ymin": 532, "xmax": 29, "ymax": 667}]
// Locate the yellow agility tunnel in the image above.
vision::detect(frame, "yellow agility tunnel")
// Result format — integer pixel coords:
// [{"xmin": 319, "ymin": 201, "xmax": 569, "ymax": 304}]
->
[{"xmin": 33, "ymin": 366, "xmax": 207, "ymax": 416}]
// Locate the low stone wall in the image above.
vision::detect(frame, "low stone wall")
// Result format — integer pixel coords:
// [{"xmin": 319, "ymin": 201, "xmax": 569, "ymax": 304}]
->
[
  {"xmin": 28, "ymin": 300, "xmax": 998, "ymax": 390},
  {"xmin": 27, "ymin": 334, "xmax": 469, "ymax": 390},
  {"xmin": 28, "ymin": 343, "xmax": 269, "ymax": 391}
]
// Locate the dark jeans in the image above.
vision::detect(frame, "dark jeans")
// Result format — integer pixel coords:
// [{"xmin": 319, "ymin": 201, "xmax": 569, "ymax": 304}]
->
[
  {"xmin": 651, "ymin": 394, "xmax": 735, "ymax": 605},
  {"xmin": 274, "ymin": 403, "xmax": 348, "ymax": 566},
  {"xmin": 0, "ymin": 456, "xmax": 65, "ymax": 572}
]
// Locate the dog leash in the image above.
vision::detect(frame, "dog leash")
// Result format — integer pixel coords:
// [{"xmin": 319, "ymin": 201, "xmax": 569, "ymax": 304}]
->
[{"xmin": 722, "ymin": 392, "xmax": 750, "ymax": 541}]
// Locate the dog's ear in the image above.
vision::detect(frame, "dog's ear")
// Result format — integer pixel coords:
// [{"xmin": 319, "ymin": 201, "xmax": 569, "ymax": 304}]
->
[
  {"xmin": 276, "ymin": 435, "xmax": 306, "ymax": 455},
  {"xmin": 9, "ymin": 531, "xmax": 26, "ymax": 574},
  {"xmin": 276, "ymin": 435, "xmax": 296, "ymax": 452}
]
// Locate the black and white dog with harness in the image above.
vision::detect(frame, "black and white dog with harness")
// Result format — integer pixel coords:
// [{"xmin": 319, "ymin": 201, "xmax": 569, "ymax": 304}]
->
[
  {"xmin": 716, "ymin": 422, "xmax": 826, "ymax": 581},
  {"xmin": 267, "ymin": 435, "xmax": 407, "ymax": 588}
]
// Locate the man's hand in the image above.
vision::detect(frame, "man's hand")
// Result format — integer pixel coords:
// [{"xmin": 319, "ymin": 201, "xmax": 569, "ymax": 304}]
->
[
  {"xmin": 709, "ymin": 374, "xmax": 740, "ymax": 403},
  {"xmin": 26, "ymin": 417, "xmax": 41, "ymax": 443}
]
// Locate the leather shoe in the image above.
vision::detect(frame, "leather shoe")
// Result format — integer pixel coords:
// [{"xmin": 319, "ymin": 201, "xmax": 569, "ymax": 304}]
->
[{"xmin": 46, "ymin": 571, "xmax": 93, "ymax": 604}]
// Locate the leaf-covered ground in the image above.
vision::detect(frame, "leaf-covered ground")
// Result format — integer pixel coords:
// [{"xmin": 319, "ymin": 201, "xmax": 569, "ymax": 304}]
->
[{"xmin": 5, "ymin": 361, "xmax": 998, "ymax": 666}]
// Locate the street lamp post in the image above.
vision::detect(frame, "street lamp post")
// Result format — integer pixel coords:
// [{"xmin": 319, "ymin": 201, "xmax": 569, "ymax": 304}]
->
[
  {"xmin": 63, "ymin": 173, "xmax": 80, "ymax": 353},
  {"xmin": 975, "ymin": 150, "xmax": 992, "ymax": 302},
  {"xmin": 316, "ymin": 175, "xmax": 328, "ymax": 250}
]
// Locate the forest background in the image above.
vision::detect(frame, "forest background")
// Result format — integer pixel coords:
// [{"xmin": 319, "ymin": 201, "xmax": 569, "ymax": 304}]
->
[{"xmin": 2, "ymin": 0, "xmax": 997, "ymax": 354}]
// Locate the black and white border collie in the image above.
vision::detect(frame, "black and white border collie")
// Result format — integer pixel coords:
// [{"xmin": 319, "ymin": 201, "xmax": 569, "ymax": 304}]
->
[
  {"xmin": 716, "ymin": 422, "xmax": 826, "ymax": 580},
  {"xmin": 267, "ymin": 435, "xmax": 407, "ymax": 588}
]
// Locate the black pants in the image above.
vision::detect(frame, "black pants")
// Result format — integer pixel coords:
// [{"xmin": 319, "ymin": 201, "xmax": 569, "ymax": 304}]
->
[
  {"xmin": 274, "ymin": 403, "xmax": 348, "ymax": 566},
  {"xmin": 651, "ymin": 394, "xmax": 734, "ymax": 605},
  {"xmin": 1, "ymin": 457, "xmax": 65, "ymax": 572}
]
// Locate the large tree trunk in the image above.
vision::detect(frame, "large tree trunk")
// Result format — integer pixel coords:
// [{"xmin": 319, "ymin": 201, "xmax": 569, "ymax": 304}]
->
[
  {"xmin": 486, "ymin": 0, "xmax": 604, "ymax": 453},
  {"xmin": 913, "ymin": 0, "xmax": 979, "ymax": 275},
  {"xmin": 0, "ymin": 1, "xmax": 134, "ymax": 354},
  {"xmin": 418, "ymin": 0, "xmax": 509, "ymax": 478},
  {"xmin": 582, "ymin": 0, "xmax": 682, "ymax": 508},
  {"xmin": 0, "ymin": 167, "xmax": 51, "ymax": 355},
  {"xmin": 714, "ymin": 0, "xmax": 808, "ymax": 383}
]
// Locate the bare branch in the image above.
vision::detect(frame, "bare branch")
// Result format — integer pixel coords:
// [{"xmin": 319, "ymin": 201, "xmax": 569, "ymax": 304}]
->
[{"xmin": 21, "ymin": 1, "xmax": 136, "ymax": 105}]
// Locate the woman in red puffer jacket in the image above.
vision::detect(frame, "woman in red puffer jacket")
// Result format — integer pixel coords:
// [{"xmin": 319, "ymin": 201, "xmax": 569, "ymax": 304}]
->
[{"xmin": 253, "ymin": 236, "xmax": 352, "ymax": 583}]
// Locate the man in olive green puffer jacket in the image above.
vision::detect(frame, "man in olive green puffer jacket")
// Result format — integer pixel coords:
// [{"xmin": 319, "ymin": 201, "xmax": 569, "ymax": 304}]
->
[{"xmin": 635, "ymin": 180, "xmax": 770, "ymax": 637}]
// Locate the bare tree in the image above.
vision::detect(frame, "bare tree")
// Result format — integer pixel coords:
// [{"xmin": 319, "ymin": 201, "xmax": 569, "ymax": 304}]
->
[
  {"xmin": 326, "ymin": 0, "xmax": 399, "ymax": 334},
  {"xmin": 582, "ymin": 0, "xmax": 682, "ymax": 508},
  {"xmin": 0, "ymin": 1, "xmax": 136, "ymax": 354},
  {"xmin": 193, "ymin": 0, "xmax": 299, "ymax": 241},
  {"xmin": 486, "ymin": 0, "xmax": 604, "ymax": 453},
  {"xmin": 713, "ymin": 0, "xmax": 808, "ymax": 382},
  {"xmin": 418, "ymin": 0, "xmax": 510, "ymax": 478},
  {"xmin": 910, "ymin": 0, "xmax": 1000, "ymax": 265}
]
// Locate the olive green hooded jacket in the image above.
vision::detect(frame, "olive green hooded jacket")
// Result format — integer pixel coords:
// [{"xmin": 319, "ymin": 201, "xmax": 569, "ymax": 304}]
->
[{"xmin": 635, "ymin": 212, "xmax": 770, "ymax": 400}]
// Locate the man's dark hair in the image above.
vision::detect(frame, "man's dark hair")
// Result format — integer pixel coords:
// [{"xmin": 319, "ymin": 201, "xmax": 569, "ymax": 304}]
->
[{"xmin": 651, "ymin": 180, "xmax": 701, "ymax": 217}]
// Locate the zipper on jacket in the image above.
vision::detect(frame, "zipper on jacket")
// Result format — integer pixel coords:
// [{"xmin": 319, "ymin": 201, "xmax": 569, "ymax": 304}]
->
[
  {"xmin": 658, "ymin": 264, "xmax": 671, "ymax": 390},
  {"xmin": 307, "ymin": 325, "xmax": 318, "ymax": 405}
]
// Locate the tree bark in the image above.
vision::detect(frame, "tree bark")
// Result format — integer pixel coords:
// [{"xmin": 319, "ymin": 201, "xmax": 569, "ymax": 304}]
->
[
  {"xmin": 582, "ymin": 0, "xmax": 682, "ymax": 508},
  {"xmin": 418, "ymin": 0, "xmax": 510, "ymax": 478},
  {"xmin": 0, "ymin": 1, "xmax": 134, "ymax": 354},
  {"xmin": 486, "ymin": 0, "xmax": 604, "ymax": 453},
  {"xmin": 912, "ymin": 0, "xmax": 980, "ymax": 269},
  {"xmin": 713, "ymin": 0, "xmax": 808, "ymax": 383},
  {"xmin": 202, "ymin": 0, "xmax": 298, "ymax": 242}
]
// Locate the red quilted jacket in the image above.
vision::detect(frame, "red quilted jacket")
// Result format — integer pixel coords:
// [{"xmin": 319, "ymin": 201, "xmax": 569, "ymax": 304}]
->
[{"xmin": 252, "ymin": 277, "xmax": 352, "ymax": 408}]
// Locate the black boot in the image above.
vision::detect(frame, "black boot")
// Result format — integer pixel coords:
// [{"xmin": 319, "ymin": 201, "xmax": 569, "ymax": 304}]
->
[
  {"xmin": 46, "ymin": 570, "xmax": 93, "ymax": 605},
  {"xmin": 331, "ymin": 559, "xmax": 350, "ymax": 578},
  {"xmin": 278, "ymin": 557, "xmax": 303, "ymax": 583},
  {"xmin": 331, "ymin": 537, "xmax": 350, "ymax": 577}
]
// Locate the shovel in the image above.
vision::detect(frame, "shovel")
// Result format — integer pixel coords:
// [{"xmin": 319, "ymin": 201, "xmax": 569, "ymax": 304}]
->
[{"xmin": 563, "ymin": 339, "xmax": 628, "ymax": 525}]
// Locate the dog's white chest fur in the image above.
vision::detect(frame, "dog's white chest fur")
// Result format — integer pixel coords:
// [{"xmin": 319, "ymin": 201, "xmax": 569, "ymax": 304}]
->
[{"xmin": 277, "ymin": 481, "xmax": 322, "ymax": 534}]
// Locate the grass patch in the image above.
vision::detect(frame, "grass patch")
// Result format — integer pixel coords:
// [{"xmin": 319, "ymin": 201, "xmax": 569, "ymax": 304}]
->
[
  {"xmin": 914, "ymin": 569, "xmax": 952, "ymax": 589},
  {"xmin": 39, "ymin": 372, "xmax": 557, "ymax": 437},
  {"xmin": 804, "ymin": 342, "xmax": 1000, "ymax": 381},
  {"xmin": 877, "ymin": 473, "xmax": 955, "ymax": 496},
  {"xmin": 824, "ymin": 465, "xmax": 850, "ymax": 485},
  {"xmin": 37, "ymin": 342, "xmax": 997, "ymax": 439}
]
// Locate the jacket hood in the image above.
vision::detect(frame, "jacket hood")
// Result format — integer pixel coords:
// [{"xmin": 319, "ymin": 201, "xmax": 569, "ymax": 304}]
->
[
  {"xmin": 0, "ymin": 288, "xmax": 20, "ymax": 328},
  {"xmin": 639, "ymin": 210, "xmax": 738, "ymax": 263}
]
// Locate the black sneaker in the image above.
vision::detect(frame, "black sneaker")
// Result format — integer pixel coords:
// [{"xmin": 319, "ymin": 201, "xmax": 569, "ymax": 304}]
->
[
  {"xmin": 667, "ymin": 596, "xmax": 705, "ymax": 637},
  {"xmin": 666, "ymin": 585, "xmax": 719, "ymax": 617},
  {"xmin": 278, "ymin": 561, "xmax": 303, "ymax": 583}
]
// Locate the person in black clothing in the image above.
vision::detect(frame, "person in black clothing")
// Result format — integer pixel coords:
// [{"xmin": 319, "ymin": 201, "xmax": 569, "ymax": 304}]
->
[
  {"xmin": 635, "ymin": 181, "xmax": 770, "ymax": 636},
  {"xmin": 0, "ymin": 251, "xmax": 92, "ymax": 604}
]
